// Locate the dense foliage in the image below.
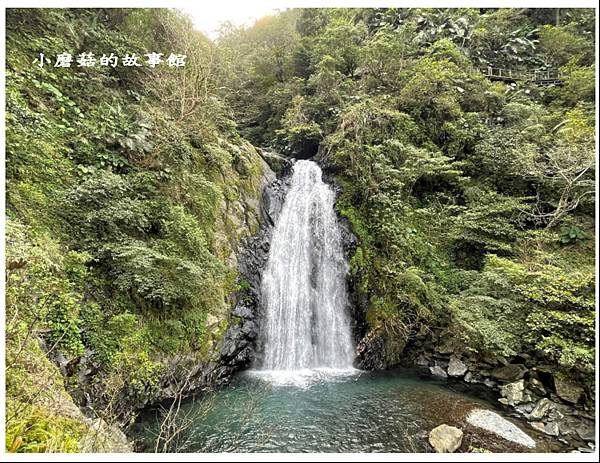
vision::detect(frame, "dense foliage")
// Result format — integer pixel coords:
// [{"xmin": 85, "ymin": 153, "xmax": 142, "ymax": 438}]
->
[
  {"xmin": 3, "ymin": 7, "xmax": 596, "ymax": 453},
  {"xmin": 216, "ymin": 7, "xmax": 595, "ymax": 380},
  {"xmin": 5, "ymin": 8, "xmax": 266, "ymax": 451}
]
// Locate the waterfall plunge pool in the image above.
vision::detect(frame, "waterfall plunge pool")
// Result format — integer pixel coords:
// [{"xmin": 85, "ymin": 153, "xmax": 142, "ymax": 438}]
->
[
  {"xmin": 131, "ymin": 161, "xmax": 560, "ymax": 453},
  {"xmin": 132, "ymin": 368, "xmax": 559, "ymax": 453}
]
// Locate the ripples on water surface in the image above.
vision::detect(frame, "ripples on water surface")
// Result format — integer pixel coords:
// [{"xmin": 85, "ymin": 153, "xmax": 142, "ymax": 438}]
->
[{"xmin": 133, "ymin": 369, "xmax": 545, "ymax": 453}]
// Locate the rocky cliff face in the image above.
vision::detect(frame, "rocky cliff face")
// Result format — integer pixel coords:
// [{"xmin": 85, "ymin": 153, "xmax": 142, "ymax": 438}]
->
[
  {"xmin": 150, "ymin": 147, "xmax": 286, "ymax": 397},
  {"xmin": 16, "ymin": 338, "xmax": 133, "ymax": 453},
  {"xmin": 114, "ymin": 150, "xmax": 293, "ymax": 404},
  {"xmin": 48, "ymin": 147, "xmax": 289, "ymax": 438},
  {"xmin": 217, "ymin": 154, "xmax": 293, "ymax": 376}
]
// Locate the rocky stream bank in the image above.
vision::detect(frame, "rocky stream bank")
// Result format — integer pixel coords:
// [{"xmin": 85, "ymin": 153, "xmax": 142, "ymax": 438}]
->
[{"xmin": 402, "ymin": 331, "xmax": 596, "ymax": 453}]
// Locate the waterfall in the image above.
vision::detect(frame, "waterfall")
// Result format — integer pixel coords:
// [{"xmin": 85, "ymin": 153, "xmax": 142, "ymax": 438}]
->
[{"xmin": 260, "ymin": 160, "xmax": 354, "ymax": 371}]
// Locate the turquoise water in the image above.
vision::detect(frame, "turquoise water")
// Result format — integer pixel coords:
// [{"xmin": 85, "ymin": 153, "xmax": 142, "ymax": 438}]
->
[{"xmin": 133, "ymin": 368, "xmax": 537, "ymax": 453}]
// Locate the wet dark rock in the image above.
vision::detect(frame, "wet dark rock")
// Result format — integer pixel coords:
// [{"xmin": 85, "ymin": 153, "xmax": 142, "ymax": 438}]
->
[
  {"xmin": 230, "ymin": 347, "xmax": 254, "ymax": 369},
  {"xmin": 260, "ymin": 174, "xmax": 292, "ymax": 227},
  {"xmin": 241, "ymin": 320, "xmax": 258, "ymax": 339},
  {"xmin": 355, "ymin": 333, "xmax": 386, "ymax": 370},
  {"xmin": 491, "ymin": 364, "xmax": 528, "ymax": 382},
  {"xmin": 349, "ymin": 287, "xmax": 370, "ymax": 348},
  {"xmin": 220, "ymin": 325, "xmax": 244, "ymax": 360}
]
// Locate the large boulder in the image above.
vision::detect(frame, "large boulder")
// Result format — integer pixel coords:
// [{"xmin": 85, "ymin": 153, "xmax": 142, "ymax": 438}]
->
[
  {"xmin": 491, "ymin": 364, "xmax": 527, "ymax": 382},
  {"xmin": 554, "ymin": 378, "xmax": 584, "ymax": 404},
  {"xmin": 467, "ymin": 409, "xmax": 536, "ymax": 448},
  {"xmin": 79, "ymin": 418, "xmax": 133, "ymax": 452},
  {"xmin": 430, "ymin": 365, "xmax": 448, "ymax": 379},
  {"xmin": 500, "ymin": 380, "xmax": 525, "ymax": 406},
  {"xmin": 429, "ymin": 424, "xmax": 463, "ymax": 453},
  {"xmin": 447, "ymin": 357, "xmax": 468, "ymax": 377}
]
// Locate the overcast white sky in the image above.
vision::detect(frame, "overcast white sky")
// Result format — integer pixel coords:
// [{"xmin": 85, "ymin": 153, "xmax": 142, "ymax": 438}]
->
[{"xmin": 182, "ymin": 2, "xmax": 283, "ymax": 39}]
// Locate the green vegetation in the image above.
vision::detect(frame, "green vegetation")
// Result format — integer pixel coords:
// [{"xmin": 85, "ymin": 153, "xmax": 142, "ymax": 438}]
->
[
  {"xmin": 4, "ymin": 7, "xmax": 596, "ymax": 453},
  {"xmin": 216, "ymin": 7, "xmax": 595, "ymax": 383},
  {"xmin": 5, "ymin": 8, "xmax": 266, "ymax": 451}
]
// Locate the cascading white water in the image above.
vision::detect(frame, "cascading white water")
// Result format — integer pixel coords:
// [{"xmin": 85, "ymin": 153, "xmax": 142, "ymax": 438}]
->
[{"xmin": 260, "ymin": 160, "xmax": 354, "ymax": 371}]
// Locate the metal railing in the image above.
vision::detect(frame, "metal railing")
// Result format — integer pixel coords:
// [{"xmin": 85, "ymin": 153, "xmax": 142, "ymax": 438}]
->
[{"xmin": 475, "ymin": 66, "xmax": 564, "ymax": 83}]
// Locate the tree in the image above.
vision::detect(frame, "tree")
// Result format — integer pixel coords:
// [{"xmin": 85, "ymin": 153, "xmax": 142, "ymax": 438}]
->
[
  {"xmin": 310, "ymin": 13, "xmax": 367, "ymax": 76},
  {"xmin": 358, "ymin": 26, "xmax": 414, "ymax": 91},
  {"xmin": 526, "ymin": 109, "xmax": 595, "ymax": 228},
  {"xmin": 142, "ymin": 10, "xmax": 220, "ymax": 122}
]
